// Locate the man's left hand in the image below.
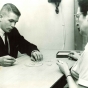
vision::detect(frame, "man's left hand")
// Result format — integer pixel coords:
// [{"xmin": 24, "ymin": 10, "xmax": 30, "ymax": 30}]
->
[{"xmin": 31, "ymin": 50, "xmax": 43, "ymax": 61}]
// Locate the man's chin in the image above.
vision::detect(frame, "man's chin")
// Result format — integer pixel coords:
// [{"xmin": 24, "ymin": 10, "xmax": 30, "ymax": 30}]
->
[
  {"xmin": 80, "ymin": 31, "xmax": 87, "ymax": 36},
  {"xmin": 6, "ymin": 29, "xmax": 12, "ymax": 33}
]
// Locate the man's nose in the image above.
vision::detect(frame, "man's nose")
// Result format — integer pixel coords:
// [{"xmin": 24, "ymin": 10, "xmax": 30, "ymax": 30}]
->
[
  {"xmin": 75, "ymin": 17, "xmax": 79, "ymax": 26},
  {"xmin": 75, "ymin": 17, "xmax": 80, "ymax": 31},
  {"xmin": 11, "ymin": 22, "xmax": 15, "ymax": 27}
]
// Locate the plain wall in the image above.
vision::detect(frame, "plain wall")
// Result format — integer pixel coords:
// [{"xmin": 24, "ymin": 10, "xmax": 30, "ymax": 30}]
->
[{"xmin": 0, "ymin": 0, "xmax": 74, "ymax": 50}]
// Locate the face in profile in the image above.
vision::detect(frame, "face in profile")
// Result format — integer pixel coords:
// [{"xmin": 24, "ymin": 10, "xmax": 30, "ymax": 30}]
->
[
  {"xmin": 0, "ymin": 11, "xmax": 19, "ymax": 33},
  {"xmin": 76, "ymin": 7, "xmax": 88, "ymax": 36}
]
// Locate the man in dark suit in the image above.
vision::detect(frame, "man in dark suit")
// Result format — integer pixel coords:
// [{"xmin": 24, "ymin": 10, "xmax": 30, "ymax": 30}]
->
[{"xmin": 0, "ymin": 3, "xmax": 43, "ymax": 66}]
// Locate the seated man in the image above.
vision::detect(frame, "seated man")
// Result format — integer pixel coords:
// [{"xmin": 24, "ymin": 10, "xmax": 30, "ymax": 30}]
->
[
  {"xmin": 0, "ymin": 3, "xmax": 43, "ymax": 66},
  {"xmin": 57, "ymin": 0, "xmax": 88, "ymax": 88}
]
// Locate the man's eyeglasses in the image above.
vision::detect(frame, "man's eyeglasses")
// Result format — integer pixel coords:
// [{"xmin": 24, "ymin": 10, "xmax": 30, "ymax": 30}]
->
[{"xmin": 74, "ymin": 13, "xmax": 82, "ymax": 19}]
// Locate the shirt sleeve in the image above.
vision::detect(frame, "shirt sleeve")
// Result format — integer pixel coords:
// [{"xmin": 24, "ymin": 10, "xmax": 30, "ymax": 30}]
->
[
  {"xmin": 10, "ymin": 27, "xmax": 39, "ymax": 56},
  {"xmin": 77, "ymin": 50, "xmax": 88, "ymax": 87},
  {"xmin": 71, "ymin": 43, "xmax": 88, "ymax": 87}
]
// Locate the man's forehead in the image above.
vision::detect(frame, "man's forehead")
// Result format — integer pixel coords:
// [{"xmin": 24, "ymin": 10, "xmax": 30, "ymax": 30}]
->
[{"xmin": 5, "ymin": 11, "xmax": 19, "ymax": 21}]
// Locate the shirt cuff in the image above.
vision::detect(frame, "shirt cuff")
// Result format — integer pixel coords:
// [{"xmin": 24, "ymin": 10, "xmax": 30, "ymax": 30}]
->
[
  {"xmin": 77, "ymin": 78, "xmax": 88, "ymax": 87},
  {"xmin": 31, "ymin": 50, "xmax": 39, "ymax": 55}
]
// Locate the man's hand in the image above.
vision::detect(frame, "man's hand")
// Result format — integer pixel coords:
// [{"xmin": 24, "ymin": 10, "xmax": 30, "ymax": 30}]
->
[
  {"xmin": 31, "ymin": 50, "xmax": 43, "ymax": 61},
  {"xmin": 68, "ymin": 51, "xmax": 80, "ymax": 60},
  {"xmin": 0, "ymin": 55, "xmax": 16, "ymax": 66},
  {"xmin": 57, "ymin": 60, "xmax": 70, "ymax": 76}
]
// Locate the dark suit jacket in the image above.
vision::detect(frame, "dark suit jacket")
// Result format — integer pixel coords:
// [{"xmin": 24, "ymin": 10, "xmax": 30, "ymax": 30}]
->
[{"xmin": 0, "ymin": 27, "xmax": 39, "ymax": 58}]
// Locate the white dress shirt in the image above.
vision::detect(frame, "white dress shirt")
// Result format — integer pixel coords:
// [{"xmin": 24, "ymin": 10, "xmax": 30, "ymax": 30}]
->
[
  {"xmin": 0, "ymin": 28, "xmax": 10, "ymax": 54},
  {"xmin": 71, "ymin": 43, "xmax": 88, "ymax": 87},
  {"xmin": 0, "ymin": 28, "xmax": 5, "ymax": 44}
]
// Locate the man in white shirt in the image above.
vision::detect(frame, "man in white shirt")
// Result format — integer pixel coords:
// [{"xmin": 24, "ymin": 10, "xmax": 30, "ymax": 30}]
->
[{"xmin": 57, "ymin": 0, "xmax": 88, "ymax": 88}]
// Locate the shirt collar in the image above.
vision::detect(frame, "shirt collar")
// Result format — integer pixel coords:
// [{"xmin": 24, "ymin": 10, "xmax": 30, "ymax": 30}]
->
[{"xmin": 0, "ymin": 28, "xmax": 5, "ymax": 36}]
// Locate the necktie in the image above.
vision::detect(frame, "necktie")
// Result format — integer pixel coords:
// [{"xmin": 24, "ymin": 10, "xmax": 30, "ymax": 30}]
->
[{"xmin": 5, "ymin": 33, "xmax": 8, "ymax": 54}]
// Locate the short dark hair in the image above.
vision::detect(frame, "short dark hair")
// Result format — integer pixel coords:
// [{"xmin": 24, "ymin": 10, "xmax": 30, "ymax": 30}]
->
[
  {"xmin": 78, "ymin": 0, "xmax": 88, "ymax": 16},
  {"xmin": 0, "ymin": 3, "xmax": 21, "ymax": 17}
]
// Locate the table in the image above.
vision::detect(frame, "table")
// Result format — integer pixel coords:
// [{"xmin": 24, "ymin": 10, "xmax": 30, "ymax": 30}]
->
[{"xmin": 0, "ymin": 50, "xmax": 76, "ymax": 88}]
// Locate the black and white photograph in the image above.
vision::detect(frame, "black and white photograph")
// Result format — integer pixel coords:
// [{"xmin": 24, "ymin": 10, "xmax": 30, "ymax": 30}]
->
[{"xmin": 0, "ymin": 0, "xmax": 88, "ymax": 88}]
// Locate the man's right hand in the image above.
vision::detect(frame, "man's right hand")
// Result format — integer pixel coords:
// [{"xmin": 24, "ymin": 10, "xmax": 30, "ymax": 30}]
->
[{"xmin": 0, "ymin": 55, "xmax": 16, "ymax": 66}]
